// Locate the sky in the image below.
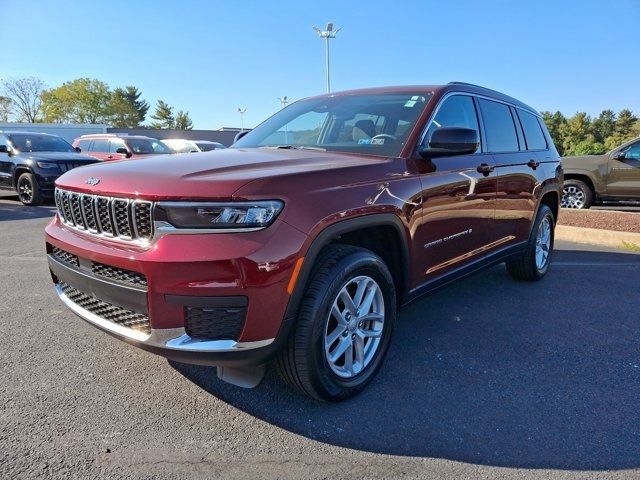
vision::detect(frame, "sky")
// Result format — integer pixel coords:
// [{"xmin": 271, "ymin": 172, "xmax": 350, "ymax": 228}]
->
[{"xmin": 2, "ymin": 0, "xmax": 639, "ymax": 129}]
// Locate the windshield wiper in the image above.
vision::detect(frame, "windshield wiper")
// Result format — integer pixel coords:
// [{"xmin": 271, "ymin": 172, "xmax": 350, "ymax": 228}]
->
[{"xmin": 261, "ymin": 145, "xmax": 327, "ymax": 152}]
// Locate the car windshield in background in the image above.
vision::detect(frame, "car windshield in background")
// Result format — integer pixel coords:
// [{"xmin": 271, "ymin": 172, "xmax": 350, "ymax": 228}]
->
[
  {"xmin": 127, "ymin": 138, "xmax": 172, "ymax": 154},
  {"xmin": 196, "ymin": 142, "xmax": 223, "ymax": 151},
  {"xmin": 233, "ymin": 92, "xmax": 432, "ymax": 157},
  {"xmin": 8, "ymin": 134, "xmax": 75, "ymax": 153}
]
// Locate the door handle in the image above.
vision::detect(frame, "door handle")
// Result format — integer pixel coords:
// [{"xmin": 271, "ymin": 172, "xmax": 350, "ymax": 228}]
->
[
  {"xmin": 527, "ymin": 159, "xmax": 540, "ymax": 170},
  {"xmin": 476, "ymin": 163, "xmax": 495, "ymax": 176},
  {"xmin": 107, "ymin": 155, "xmax": 114, "ymax": 159}
]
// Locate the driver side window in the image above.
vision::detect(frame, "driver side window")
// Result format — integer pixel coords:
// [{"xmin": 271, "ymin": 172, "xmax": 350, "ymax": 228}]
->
[
  {"xmin": 426, "ymin": 95, "xmax": 480, "ymax": 151},
  {"xmin": 623, "ymin": 142, "xmax": 640, "ymax": 160}
]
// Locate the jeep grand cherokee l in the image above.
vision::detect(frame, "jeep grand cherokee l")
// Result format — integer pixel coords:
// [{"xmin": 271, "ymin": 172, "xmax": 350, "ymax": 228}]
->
[
  {"xmin": 46, "ymin": 83, "xmax": 562, "ymax": 401},
  {"xmin": 73, "ymin": 134, "xmax": 172, "ymax": 161},
  {"xmin": 0, "ymin": 131, "xmax": 99, "ymax": 205},
  {"xmin": 562, "ymin": 137, "xmax": 640, "ymax": 208}
]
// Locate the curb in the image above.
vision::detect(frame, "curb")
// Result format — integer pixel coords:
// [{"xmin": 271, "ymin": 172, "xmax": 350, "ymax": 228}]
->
[{"xmin": 555, "ymin": 225, "xmax": 640, "ymax": 251}]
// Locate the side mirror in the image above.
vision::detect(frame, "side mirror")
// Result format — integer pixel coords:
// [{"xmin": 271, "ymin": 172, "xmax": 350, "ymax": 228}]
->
[
  {"xmin": 612, "ymin": 151, "xmax": 626, "ymax": 160},
  {"xmin": 116, "ymin": 147, "xmax": 132, "ymax": 158},
  {"xmin": 0, "ymin": 145, "xmax": 7, "ymax": 153},
  {"xmin": 234, "ymin": 131, "xmax": 249, "ymax": 143},
  {"xmin": 419, "ymin": 127, "xmax": 479, "ymax": 159},
  {"xmin": 75, "ymin": 146, "xmax": 82, "ymax": 153}
]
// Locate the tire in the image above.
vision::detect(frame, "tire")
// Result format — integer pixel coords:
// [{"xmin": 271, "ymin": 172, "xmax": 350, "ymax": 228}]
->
[
  {"xmin": 277, "ymin": 245, "xmax": 396, "ymax": 401},
  {"xmin": 16, "ymin": 172, "xmax": 43, "ymax": 206},
  {"xmin": 506, "ymin": 204, "xmax": 554, "ymax": 281},
  {"xmin": 561, "ymin": 179, "xmax": 593, "ymax": 209}
]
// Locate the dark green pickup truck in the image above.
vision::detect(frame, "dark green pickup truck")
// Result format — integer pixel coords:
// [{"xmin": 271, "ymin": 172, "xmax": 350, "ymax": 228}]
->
[{"xmin": 562, "ymin": 137, "xmax": 640, "ymax": 208}]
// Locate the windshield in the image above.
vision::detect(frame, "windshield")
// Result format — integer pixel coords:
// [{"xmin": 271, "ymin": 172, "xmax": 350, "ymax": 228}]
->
[
  {"xmin": 196, "ymin": 142, "xmax": 224, "ymax": 151},
  {"xmin": 233, "ymin": 92, "xmax": 432, "ymax": 157},
  {"xmin": 164, "ymin": 140, "xmax": 196, "ymax": 153},
  {"xmin": 8, "ymin": 133, "xmax": 75, "ymax": 153},
  {"xmin": 127, "ymin": 138, "xmax": 172, "ymax": 154}
]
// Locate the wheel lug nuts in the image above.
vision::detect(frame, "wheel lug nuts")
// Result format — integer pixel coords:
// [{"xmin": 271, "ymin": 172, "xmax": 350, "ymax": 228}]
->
[{"xmin": 351, "ymin": 334, "xmax": 356, "ymax": 340}]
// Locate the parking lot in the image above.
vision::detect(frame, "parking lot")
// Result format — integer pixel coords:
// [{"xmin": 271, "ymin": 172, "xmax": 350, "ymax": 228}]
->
[{"xmin": 1, "ymin": 193, "xmax": 639, "ymax": 480}]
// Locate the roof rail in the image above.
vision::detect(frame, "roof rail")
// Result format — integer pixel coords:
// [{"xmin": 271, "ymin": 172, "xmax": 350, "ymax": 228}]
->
[
  {"xmin": 79, "ymin": 133, "xmax": 119, "ymax": 138},
  {"xmin": 448, "ymin": 81, "xmax": 487, "ymax": 88}
]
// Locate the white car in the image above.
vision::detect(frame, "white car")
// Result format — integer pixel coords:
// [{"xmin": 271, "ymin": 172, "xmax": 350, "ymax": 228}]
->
[{"xmin": 163, "ymin": 139, "xmax": 226, "ymax": 153}]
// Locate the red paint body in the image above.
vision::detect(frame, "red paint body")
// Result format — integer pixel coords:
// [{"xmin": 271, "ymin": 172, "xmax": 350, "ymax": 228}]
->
[{"xmin": 46, "ymin": 84, "xmax": 562, "ymax": 364}]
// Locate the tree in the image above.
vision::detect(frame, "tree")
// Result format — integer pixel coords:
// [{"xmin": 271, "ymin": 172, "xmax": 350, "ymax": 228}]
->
[
  {"xmin": 560, "ymin": 112, "xmax": 591, "ymax": 156},
  {"xmin": 615, "ymin": 109, "xmax": 638, "ymax": 138},
  {"xmin": 174, "ymin": 110, "xmax": 193, "ymax": 130},
  {"xmin": 590, "ymin": 110, "xmax": 616, "ymax": 144},
  {"xmin": 0, "ymin": 96, "xmax": 11, "ymax": 121},
  {"xmin": 41, "ymin": 78, "xmax": 111, "ymax": 124},
  {"xmin": 541, "ymin": 111, "xmax": 567, "ymax": 155},
  {"xmin": 123, "ymin": 86, "xmax": 149, "ymax": 126},
  {"xmin": 108, "ymin": 87, "xmax": 141, "ymax": 128},
  {"xmin": 1, "ymin": 77, "xmax": 45, "ymax": 122},
  {"xmin": 150, "ymin": 100, "xmax": 175, "ymax": 128}
]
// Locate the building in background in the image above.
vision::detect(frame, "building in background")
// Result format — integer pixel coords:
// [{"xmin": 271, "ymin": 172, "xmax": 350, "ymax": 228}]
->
[{"xmin": 0, "ymin": 123, "xmax": 108, "ymax": 143}]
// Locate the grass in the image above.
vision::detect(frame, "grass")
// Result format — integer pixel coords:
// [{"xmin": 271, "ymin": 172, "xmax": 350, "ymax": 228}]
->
[{"xmin": 621, "ymin": 241, "xmax": 640, "ymax": 252}]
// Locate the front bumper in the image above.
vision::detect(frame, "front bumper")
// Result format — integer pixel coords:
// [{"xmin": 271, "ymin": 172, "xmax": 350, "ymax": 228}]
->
[{"xmin": 46, "ymin": 214, "xmax": 307, "ymax": 366}]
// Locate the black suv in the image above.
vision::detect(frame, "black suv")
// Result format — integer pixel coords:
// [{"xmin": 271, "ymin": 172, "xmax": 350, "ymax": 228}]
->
[{"xmin": 0, "ymin": 131, "xmax": 99, "ymax": 205}]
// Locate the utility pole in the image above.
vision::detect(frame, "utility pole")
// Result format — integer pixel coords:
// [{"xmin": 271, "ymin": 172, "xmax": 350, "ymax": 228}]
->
[
  {"xmin": 237, "ymin": 107, "xmax": 246, "ymax": 132},
  {"xmin": 313, "ymin": 22, "xmax": 341, "ymax": 93},
  {"xmin": 277, "ymin": 96, "xmax": 289, "ymax": 109}
]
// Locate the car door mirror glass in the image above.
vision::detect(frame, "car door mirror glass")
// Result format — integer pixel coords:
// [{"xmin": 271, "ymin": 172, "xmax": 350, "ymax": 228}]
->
[
  {"xmin": 612, "ymin": 151, "xmax": 626, "ymax": 160},
  {"xmin": 419, "ymin": 127, "xmax": 479, "ymax": 159},
  {"xmin": 74, "ymin": 146, "xmax": 81, "ymax": 153},
  {"xmin": 115, "ymin": 147, "xmax": 132, "ymax": 157},
  {"xmin": 0, "ymin": 145, "xmax": 7, "ymax": 153}
]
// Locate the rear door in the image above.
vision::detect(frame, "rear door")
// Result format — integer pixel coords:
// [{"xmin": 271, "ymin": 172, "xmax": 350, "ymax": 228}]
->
[
  {"xmin": 414, "ymin": 94, "xmax": 498, "ymax": 281},
  {"xmin": 605, "ymin": 141, "xmax": 640, "ymax": 199},
  {"xmin": 478, "ymin": 98, "xmax": 540, "ymax": 246},
  {"xmin": 0, "ymin": 134, "xmax": 12, "ymax": 189}
]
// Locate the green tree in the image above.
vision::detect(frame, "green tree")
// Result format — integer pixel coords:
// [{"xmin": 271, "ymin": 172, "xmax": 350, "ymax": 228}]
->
[
  {"xmin": 1, "ymin": 76, "xmax": 45, "ymax": 122},
  {"xmin": 590, "ymin": 109, "xmax": 616, "ymax": 144},
  {"xmin": 560, "ymin": 112, "xmax": 592, "ymax": 156},
  {"xmin": 174, "ymin": 110, "xmax": 193, "ymax": 130},
  {"xmin": 108, "ymin": 87, "xmax": 141, "ymax": 128},
  {"xmin": 615, "ymin": 109, "xmax": 638, "ymax": 137},
  {"xmin": 541, "ymin": 111, "xmax": 567, "ymax": 155},
  {"xmin": 123, "ymin": 86, "xmax": 149, "ymax": 125},
  {"xmin": 41, "ymin": 78, "xmax": 111, "ymax": 123},
  {"xmin": 150, "ymin": 100, "xmax": 175, "ymax": 129}
]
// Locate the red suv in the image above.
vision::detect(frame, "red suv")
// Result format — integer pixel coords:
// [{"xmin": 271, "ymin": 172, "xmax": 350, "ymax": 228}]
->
[
  {"xmin": 46, "ymin": 84, "xmax": 562, "ymax": 401},
  {"xmin": 72, "ymin": 134, "xmax": 172, "ymax": 161}
]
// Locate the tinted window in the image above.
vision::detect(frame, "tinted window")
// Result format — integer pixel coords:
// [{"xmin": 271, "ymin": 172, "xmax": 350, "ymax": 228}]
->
[
  {"xmin": 518, "ymin": 110, "xmax": 547, "ymax": 150},
  {"xmin": 7, "ymin": 133, "xmax": 75, "ymax": 153},
  {"xmin": 77, "ymin": 139, "xmax": 91, "ymax": 151},
  {"xmin": 623, "ymin": 142, "xmax": 640, "ymax": 159},
  {"xmin": 426, "ymin": 95, "xmax": 479, "ymax": 148},
  {"xmin": 92, "ymin": 139, "xmax": 109, "ymax": 152},
  {"xmin": 109, "ymin": 139, "xmax": 127, "ymax": 153},
  {"xmin": 478, "ymin": 99, "xmax": 518, "ymax": 152},
  {"xmin": 126, "ymin": 138, "xmax": 172, "ymax": 154}
]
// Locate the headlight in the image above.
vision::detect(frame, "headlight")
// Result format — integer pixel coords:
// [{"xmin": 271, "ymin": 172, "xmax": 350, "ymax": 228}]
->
[
  {"xmin": 155, "ymin": 201, "xmax": 284, "ymax": 230},
  {"xmin": 36, "ymin": 161, "xmax": 59, "ymax": 170}
]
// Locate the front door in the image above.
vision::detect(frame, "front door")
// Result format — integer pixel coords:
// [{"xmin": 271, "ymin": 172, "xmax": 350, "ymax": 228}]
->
[
  {"xmin": 0, "ymin": 134, "xmax": 12, "ymax": 189},
  {"xmin": 606, "ymin": 141, "xmax": 640, "ymax": 199},
  {"xmin": 413, "ymin": 94, "xmax": 497, "ymax": 282}
]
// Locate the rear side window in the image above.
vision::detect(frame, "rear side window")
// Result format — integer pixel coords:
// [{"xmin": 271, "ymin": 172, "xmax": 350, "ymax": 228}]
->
[
  {"xmin": 518, "ymin": 110, "xmax": 547, "ymax": 150},
  {"xmin": 478, "ymin": 99, "xmax": 518, "ymax": 153},
  {"xmin": 77, "ymin": 139, "xmax": 91, "ymax": 151},
  {"xmin": 426, "ymin": 95, "xmax": 479, "ymax": 150},
  {"xmin": 92, "ymin": 139, "xmax": 109, "ymax": 152}
]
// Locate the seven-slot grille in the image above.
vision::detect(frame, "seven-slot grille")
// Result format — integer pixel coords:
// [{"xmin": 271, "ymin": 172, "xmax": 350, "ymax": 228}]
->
[
  {"xmin": 55, "ymin": 188, "xmax": 154, "ymax": 242},
  {"xmin": 60, "ymin": 282, "xmax": 150, "ymax": 334}
]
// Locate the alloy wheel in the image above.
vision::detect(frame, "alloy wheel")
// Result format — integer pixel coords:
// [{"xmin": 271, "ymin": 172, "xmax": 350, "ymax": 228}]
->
[
  {"xmin": 18, "ymin": 177, "xmax": 33, "ymax": 203},
  {"xmin": 535, "ymin": 216, "xmax": 551, "ymax": 270},
  {"xmin": 324, "ymin": 275, "xmax": 385, "ymax": 379},
  {"xmin": 561, "ymin": 185, "xmax": 586, "ymax": 209}
]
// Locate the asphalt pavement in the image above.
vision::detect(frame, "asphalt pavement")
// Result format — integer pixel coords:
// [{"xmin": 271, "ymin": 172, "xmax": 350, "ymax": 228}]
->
[{"xmin": 1, "ymin": 194, "xmax": 639, "ymax": 479}]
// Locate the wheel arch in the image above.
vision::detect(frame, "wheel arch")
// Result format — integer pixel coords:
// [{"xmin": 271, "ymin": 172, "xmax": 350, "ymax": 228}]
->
[
  {"xmin": 284, "ymin": 214, "xmax": 410, "ymax": 319},
  {"xmin": 13, "ymin": 165, "xmax": 33, "ymax": 188},
  {"xmin": 563, "ymin": 173, "xmax": 597, "ymax": 200}
]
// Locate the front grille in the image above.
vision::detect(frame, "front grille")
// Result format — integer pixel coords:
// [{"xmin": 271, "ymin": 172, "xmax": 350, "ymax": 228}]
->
[
  {"xmin": 185, "ymin": 306, "xmax": 246, "ymax": 340},
  {"xmin": 60, "ymin": 282, "xmax": 150, "ymax": 334},
  {"xmin": 55, "ymin": 188, "xmax": 153, "ymax": 243},
  {"xmin": 51, "ymin": 246, "xmax": 79, "ymax": 267},
  {"xmin": 92, "ymin": 261, "xmax": 148, "ymax": 288},
  {"xmin": 59, "ymin": 162, "xmax": 91, "ymax": 173}
]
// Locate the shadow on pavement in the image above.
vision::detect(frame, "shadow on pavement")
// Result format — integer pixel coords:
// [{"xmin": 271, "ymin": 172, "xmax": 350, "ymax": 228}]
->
[
  {"xmin": 0, "ymin": 195, "xmax": 55, "ymax": 221},
  {"xmin": 170, "ymin": 249, "xmax": 640, "ymax": 471}
]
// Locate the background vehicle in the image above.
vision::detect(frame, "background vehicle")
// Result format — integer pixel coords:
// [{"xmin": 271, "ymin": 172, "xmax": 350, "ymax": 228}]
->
[
  {"xmin": 47, "ymin": 83, "xmax": 561, "ymax": 401},
  {"xmin": 163, "ymin": 139, "xmax": 226, "ymax": 153},
  {"xmin": 562, "ymin": 137, "xmax": 640, "ymax": 208},
  {"xmin": 72, "ymin": 134, "xmax": 172, "ymax": 161},
  {"xmin": 0, "ymin": 131, "xmax": 98, "ymax": 205}
]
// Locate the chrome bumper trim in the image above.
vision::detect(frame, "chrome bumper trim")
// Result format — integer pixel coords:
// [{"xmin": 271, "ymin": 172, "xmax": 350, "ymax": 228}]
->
[{"xmin": 55, "ymin": 284, "xmax": 275, "ymax": 353}]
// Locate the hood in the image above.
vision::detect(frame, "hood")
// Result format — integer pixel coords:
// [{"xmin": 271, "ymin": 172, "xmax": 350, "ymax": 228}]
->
[
  {"xmin": 19, "ymin": 151, "xmax": 99, "ymax": 162},
  {"xmin": 562, "ymin": 153, "xmax": 607, "ymax": 169},
  {"xmin": 54, "ymin": 147, "xmax": 385, "ymax": 200}
]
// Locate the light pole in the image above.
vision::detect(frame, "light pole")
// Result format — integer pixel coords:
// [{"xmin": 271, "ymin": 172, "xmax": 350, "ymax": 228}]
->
[
  {"xmin": 237, "ymin": 107, "xmax": 246, "ymax": 132},
  {"xmin": 313, "ymin": 22, "xmax": 340, "ymax": 93}
]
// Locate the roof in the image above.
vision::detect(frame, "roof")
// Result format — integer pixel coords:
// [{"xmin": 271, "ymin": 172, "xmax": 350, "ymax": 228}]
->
[
  {"xmin": 1, "ymin": 130, "xmax": 61, "ymax": 137},
  {"xmin": 78, "ymin": 133, "xmax": 159, "ymax": 140},
  {"xmin": 303, "ymin": 83, "xmax": 539, "ymax": 115}
]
